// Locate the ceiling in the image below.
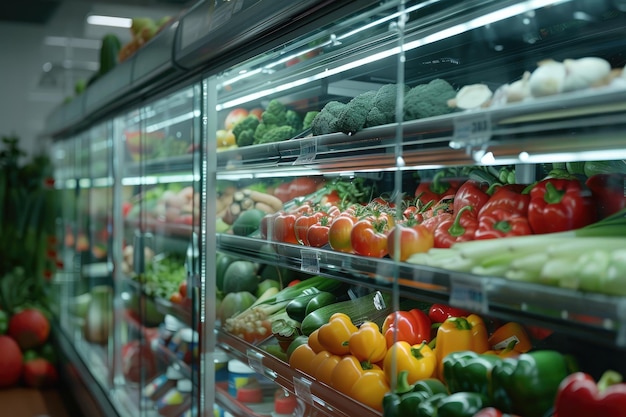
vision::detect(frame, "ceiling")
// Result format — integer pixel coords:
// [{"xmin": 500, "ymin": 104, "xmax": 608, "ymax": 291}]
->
[
  {"xmin": 0, "ymin": 0, "xmax": 189, "ymax": 25},
  {"xmin": 0, "ymin": 2, "xmax": 62, "ymax": 25}
]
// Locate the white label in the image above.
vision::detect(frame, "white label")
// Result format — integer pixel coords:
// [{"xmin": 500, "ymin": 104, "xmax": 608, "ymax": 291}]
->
[
  {"xmin": 294, "ymin": 138, "xmax": 317, "ymax": 165},
  {"xmin": 301, "ymin": 249, "xmax": 320, "ymax": 273},
  {"xmin": 451, "ymin": 113, "xmax": 492, "ymax": 149},
  {"xmin": 450, "ymin": 276, "xmax": 488, "ymax": 314}
]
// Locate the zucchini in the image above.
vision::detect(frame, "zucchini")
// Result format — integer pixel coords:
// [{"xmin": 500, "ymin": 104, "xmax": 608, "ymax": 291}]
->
[{"xmin": 301, "ymin": 291, "xmax": 393, "ymax": 336}]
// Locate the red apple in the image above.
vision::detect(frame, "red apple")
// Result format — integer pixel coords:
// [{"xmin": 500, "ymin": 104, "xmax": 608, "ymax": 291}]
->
[
  {"xmin": 224, "ymin": 108, "xmax": 249, "ymax": 130},
  {"xmin": 249, "ymin": 108, "xmax": 264, "ymax": 120}
]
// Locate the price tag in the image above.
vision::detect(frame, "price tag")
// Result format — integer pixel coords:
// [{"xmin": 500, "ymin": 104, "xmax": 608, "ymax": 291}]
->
[
  {"xmin": 450, "ymin": 276, "xmax": 488, "ymax": 314},
  {"xmin": 246, "ymin": 349, "xmax": 264, "ymax": 375},
  {"xmin": 451, "ymin": 112, "xmax": 492, "ymax": 149},
  {"xmin": 294, "ymin": 138, "xmax": 317, "ymax": 165},
  {"xmin": 301, "ymin": 249, "xmax": 320, "ymax": 273},
  {"xmin": 293, "ymin": 376, "xmax": 314, "ymax": 405}
]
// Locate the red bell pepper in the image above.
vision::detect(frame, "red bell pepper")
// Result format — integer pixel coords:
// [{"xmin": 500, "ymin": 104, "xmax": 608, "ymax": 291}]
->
[
  {"xmin": 415, "ymin": 171, "xmax": 460, "ymax": 206},
  {"xmin": 528, "ymin": 178, "xmax": 596, "ymax": 234},
  {"xmin": 478, "ymin": 184, "xmax": 529, "ymax": 218},
  {"xmin": 453, "ymin": 180, "xmax": 490, "ymax": 216},
  {"xmin": 585, "ymin": 173, "xmax": 626, "ymax": 219},
  {"xmin": 554, "ymin": 370, "xmax": 626, "ymax": 417},
  {"xmin": 474, "ymin": 208, "xmax": 532, "ymax": 240},
  {"xmin": 433, "ymin": 206, "xmax": 478, "ymax": 248},
  {"xmin": 428, "ymin": 304, "xmax": 470, "ymax": 323},
  {"xmin": 381, "ymin": 309, "xmax": 432, "ymax": 348}
]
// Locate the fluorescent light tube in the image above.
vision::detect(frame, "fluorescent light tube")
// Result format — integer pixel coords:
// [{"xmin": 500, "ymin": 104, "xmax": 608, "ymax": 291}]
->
[{"xmin": 86, "ymin": 15, "xmax": 132, "ymax": 28}]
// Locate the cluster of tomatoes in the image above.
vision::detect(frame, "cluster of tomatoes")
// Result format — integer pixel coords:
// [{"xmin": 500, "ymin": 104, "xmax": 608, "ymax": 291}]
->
[{"xmin": 259, "ymin": 193, "xmax": 436, "ymax": 261}]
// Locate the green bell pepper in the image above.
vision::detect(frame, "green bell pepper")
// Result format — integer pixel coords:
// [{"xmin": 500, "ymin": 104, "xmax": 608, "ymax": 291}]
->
[
  {"xmin": 437, "ymin": 392, "xmax": 490, "ymax": 417},
  {"xmin": 416, "ymin": 393, "xmax": 447, "ymax": 417},
  {"xmin": 384, "ymin": 371, "xmax": 450, "ymax": 417},
  {"xmin": 382, "ymin": 392, "xmax": 403, "ymax": 417},
  {"xmin": 443, "ymin": 350, "xmax": 502, "ymax": 396},
  {"xmin": 413, "ymin": 378, "xmax": 449, "ymax": 395},
  {"xmin": 491, "ymin": 350, "xmax": 577, "ymax": 417},
  {"xmin": 399, "ymin": 391, "xmax": 432, "ymax": 416}
]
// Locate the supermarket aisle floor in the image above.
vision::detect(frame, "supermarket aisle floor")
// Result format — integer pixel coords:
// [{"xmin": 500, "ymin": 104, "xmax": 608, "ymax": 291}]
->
[{"xmin": 0, "ymin": 388, "xmax": 75, "ymax": 417}]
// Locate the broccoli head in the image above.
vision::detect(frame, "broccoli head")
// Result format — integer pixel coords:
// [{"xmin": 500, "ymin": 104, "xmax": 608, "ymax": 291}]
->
[
  {"xmin": 236, "ymin": 130, "xmax": 255, "ymax": 147},
  {"xmin": 303, "ymin": 111, "xmax": 319, "ymax": 130},
  {"xmin": 335, "ymin": 90, "xmax": 377, "ymax": 134},
  {"xmin": 232, "ymin": 115, "xmax": 260, "ymax": 147},
  {"xmin": 404, "ymin": 78, "xmax": 456, "ymax": 121},
  {"xmin": 261, "ymin": 99, "xmax": 287, "ymax": 125},
  {"xmin": 310, "ymin": 101, "xmax": 346, "ymax": 136},
  {"xmin": 254, "ymin": 125, "xmax": 298, "ymax": 144},
  {"xmin": 254, "ymin": 122, "xmax": 272, "ymax": 142},
  {"xmin": 285, "ymin": 110, "xmax": 303, "ymax": 132},
  {"xmin": 365, "ymin": 83, "xmax": 410, "ymax": 127}
]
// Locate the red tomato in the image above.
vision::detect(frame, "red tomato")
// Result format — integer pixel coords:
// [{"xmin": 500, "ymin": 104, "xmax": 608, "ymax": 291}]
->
[
  {"xmin": 294, "ymin": 214, "xmax": 318, "ymax": 245},
  {"xmin": 260, "ymin": 213, "xmax": 279, "ymax": 240},
  {"xmin": 274, "ymin": 183, "xmax": 292, "ymax": 203},
  {"xmin": 287, "ymin": 279, "xmax": 301, "ymax": 287},
  {"xmin": 288, "ymin": 178, "xmax": 319, "ymax": 200},
  {"xmin": 274, "ymin": 213, "xmax": 298, "ymax": 244},
  {"xmin": 350, "ymin": 218, "xmax": 390, "ymax": 258},
  {"xmin": 321, "ymin": 189, "xmax": 341, "ymax": 206},
  {"xmin": 170, "ymin": 292, "xmax": 184, "ymax": 304},
  {"xmin": 179, "ymin": 281, "xmax": 188, "ymax": 298},
  {"xmin": 328, "ymin": 215, "xmax": 356, "ymax": 253},
  {"xmin": 307, "ymin": 220, "xmax": 330, "ymax": 248},
  {"xmin": 387, "ymin": 223, "xmax": 434, "ymax": 262}
]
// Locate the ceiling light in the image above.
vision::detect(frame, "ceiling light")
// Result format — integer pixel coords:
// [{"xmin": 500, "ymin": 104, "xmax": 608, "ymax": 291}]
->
[{"xmin": 86, "ymin": 15, "xmax": 132, "ymax": 28}]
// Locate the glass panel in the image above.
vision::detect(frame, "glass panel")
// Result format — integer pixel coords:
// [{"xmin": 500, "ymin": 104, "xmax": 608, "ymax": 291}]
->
[{"xmin": 119, "ymin": 85, "xmax": 200, "ymax": 417}]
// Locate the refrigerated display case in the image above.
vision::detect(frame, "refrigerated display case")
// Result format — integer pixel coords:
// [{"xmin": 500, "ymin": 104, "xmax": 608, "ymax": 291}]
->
[{"xmin": 45, "ymin": 1, "xmax": 626, "ymax": 416}]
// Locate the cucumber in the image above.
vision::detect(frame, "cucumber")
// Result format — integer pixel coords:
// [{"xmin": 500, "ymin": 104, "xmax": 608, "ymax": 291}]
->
[
  {"xmin": 300, "ymin": 291, "xmax": 393, "ymax": 336},
  {"xmin": 584, "ymin": 160, "xmax": 626, "ymax": 177},
  {"xmin": 99, "ymin": 34, "xmax": 121, "ymax": 75}
]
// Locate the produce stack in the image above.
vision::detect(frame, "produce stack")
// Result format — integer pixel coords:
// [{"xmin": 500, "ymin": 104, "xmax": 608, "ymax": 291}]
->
[
  {"xmin": 221, "ymin": 278, "xmax": 626, "ymax": 416},
  {"xmin": 0, "ymin": 308, "xmax": 58, "ymax": 389}
]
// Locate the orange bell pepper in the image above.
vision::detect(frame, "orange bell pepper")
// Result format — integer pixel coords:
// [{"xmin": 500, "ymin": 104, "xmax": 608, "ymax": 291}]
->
[
  {"xmin": 331, "ymin": 354, "xmax": 381, "ymax": 395},
  {"xmin": 318, "ymin": 313, "xmax": 358, "ymax": 355},
  {"xmin": 383, "ymin": 341, "xmax": 436, "ymax": 385},
  {"xmin": 488, "ymin": 321, "xmax": 532, "ymax": 353},
  {"xmin": 288, "ymin": 343, "xmax": 317, "ymax": 375},
  {"xmin": 349, "ymin": 369, "xmax": 390, "ymax": 412},
  {"xmin": 349, "ymin": 321, "xmax": 388, "ymax": 364},
  {"xmin": 435, "ymin": 314, "xmax": 489, "ymax": 379}
]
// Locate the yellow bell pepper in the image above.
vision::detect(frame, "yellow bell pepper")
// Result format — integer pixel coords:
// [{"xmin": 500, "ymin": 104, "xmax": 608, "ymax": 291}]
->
[
  {"xmin": 383, "ymin": 341, "xmax": 436, "ymax": 385},
  {"xmin": 308, "ymin": 328, "xmax": 325, "ymax": 353},
  {"xmin": 349, "ymin": 369, "xmax": 390, "ymax": 412},
  {"xmin": 488, "ymin": 321, "xmax": 532, "ymax": 353},
  {"xmin": 317, "ymin": 313, "xmax": 358, "ymax": 355},
  {"xmin": 349, "ymin": 321, "xmax": 388, "ymax": 364},
  {"xmin": 314, "ymin": 352, "xmax": 342, "ymax": 386},
  {"xmin": 331, "ymin": 354, "xmax": 382, "ymax": 395},
  {"xmin": 435, "ymin": 313, "xmax": 489, "ymax": 379},
  {"xmin": 288, "ymin": 343, "xmax": 317, "ymax": 375}
]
